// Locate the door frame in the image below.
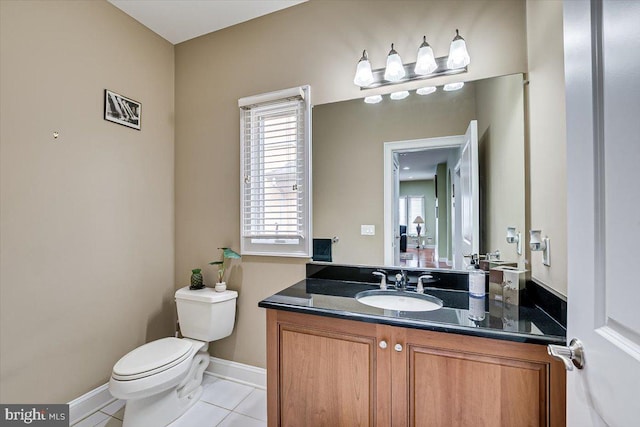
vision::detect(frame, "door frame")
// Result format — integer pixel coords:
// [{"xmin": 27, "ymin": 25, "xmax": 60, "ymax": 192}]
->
[{"xmin": 383, "ymin": 136, "xmax": 464, "ymax": 266}]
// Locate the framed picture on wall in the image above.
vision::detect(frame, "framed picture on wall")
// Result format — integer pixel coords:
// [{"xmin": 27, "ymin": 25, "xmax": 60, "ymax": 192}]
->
[{"xmin": 104, "ymin": 89, "xmax": 141, "ymax": 130}]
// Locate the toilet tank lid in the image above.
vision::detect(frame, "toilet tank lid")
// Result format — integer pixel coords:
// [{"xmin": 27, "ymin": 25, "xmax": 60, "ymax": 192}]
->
[{"xmin": 175, "ymin": 286, "xmax": 238, "ymax": 303}]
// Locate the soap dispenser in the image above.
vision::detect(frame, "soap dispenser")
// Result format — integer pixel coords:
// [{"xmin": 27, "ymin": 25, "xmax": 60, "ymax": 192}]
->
[{"xmin": 468, "ymin": 264, "xmax": 486, "ymax": 297}]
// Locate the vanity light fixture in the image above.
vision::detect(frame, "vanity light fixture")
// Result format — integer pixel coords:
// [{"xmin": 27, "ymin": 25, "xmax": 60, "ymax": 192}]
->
[
  {"xmin": 353, "ymin": 50, "xmax": 375, "ymax": 87},
  {"xmin": 446, "ymin": 29, "xmax": 471, "ymax": 69},
  {"xmin": 414, "ymin": 36, "xmax": 438, "ymax": 75},
  {"xmin": 416, "ymin": 86, "xmax": 437, "ymax": 95},
  {"xmin": 506, "ymin": 226, "xmax": 522, "ymax": 255},
  {"xmin": 443, "ymin": 82, "xmax": 464, "ymax": 91},
  {"xmin": 529, "ymin": 230, "xmax": 550, "ymax": 266},
  {"xmin": 364, "ymin": 95, "xmax": 383, "ymax": 104},
  {"xmin": 353, "ymin": 30, "xmax": 469, "ymax": 90},
  {"xmin": 390, "ymin": 90, "xmax": 410, "ymax": 100},
  {"xmin": 384, "ymin": 44, "xmax": 406, "ymax": 82}
]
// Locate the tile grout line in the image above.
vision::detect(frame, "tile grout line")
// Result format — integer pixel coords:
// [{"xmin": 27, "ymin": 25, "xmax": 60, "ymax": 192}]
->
[
  {"xmin": 230, "ymin": 388, "xmax": 267, "ymax": 422},
  {"xmin": 78, "ymin": 383, "xmax": 265, "ymax": 427},
  {"xmin": 200, "ymin": 386, "xmax": 266, "ymax": 425},
  {"xmin": 214, "ymin": 410, "xmax": 233, "ymax": 427}
]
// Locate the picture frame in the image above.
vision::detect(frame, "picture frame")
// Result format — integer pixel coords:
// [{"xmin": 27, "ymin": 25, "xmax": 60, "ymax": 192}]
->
[{"xmin": 104, "ymin": 89, "xmax": 141, "ymax": 130}]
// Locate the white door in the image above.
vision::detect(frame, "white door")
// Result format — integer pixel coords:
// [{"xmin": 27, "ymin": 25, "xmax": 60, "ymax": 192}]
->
[
  {"xmin": 459, "ymin": 120, "xmax": 479, "ymax": 268},
  {"xmin": 393, "ymin": 156, "xmax": 401, "ymax": 265},
  {"xmin": 450, "ymin": 169, "xmax": 457, "ymax": 268},
  {"xmin": 563, "ymin": 1, "xmax": 640, "ymax": 425},
  {"xmin": 453, "ymin": 163, "xmax": 463, "ymax": 269}
]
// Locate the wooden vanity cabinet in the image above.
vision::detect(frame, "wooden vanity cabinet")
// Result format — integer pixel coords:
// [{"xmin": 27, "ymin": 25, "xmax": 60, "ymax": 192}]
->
[{"xmin": 266, "ymin": 309, "xmax": 566, "ymax": 427}]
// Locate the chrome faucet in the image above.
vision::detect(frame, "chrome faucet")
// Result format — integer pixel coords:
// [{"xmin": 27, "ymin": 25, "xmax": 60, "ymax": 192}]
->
[
  {"xmin": 417, "ymin": 274, "xmax": 433, "ymax": 294},
  {"xmin": 395, "ymin": 270, "xmax": 408, "ymax": 290},
  {"xmin": 372, "ymin": 270, "xmax": 387, "ymax": 290}
]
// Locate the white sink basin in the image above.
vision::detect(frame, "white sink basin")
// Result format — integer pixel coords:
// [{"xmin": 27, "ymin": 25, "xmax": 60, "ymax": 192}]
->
[{"xmin": 355, "ymin": 290, "xmax": 444, "ymax": 312}]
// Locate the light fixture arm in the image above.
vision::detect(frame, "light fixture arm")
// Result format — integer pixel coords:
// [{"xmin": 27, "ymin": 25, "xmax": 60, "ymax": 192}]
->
[{"xmin": 361, "ymin": 56, "xmax": 466, "ymax": 90}]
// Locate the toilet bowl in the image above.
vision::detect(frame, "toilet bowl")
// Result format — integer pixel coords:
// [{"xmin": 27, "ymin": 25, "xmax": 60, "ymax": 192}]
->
[{"xmin": 109, "ymin": 287, "xmax": 238, "ymax": 427}]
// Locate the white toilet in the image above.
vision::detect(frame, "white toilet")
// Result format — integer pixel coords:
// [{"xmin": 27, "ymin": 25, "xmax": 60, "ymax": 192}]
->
[{"xmin": 109, "ymin": 286, "xmax": 238, "ymax": 427}]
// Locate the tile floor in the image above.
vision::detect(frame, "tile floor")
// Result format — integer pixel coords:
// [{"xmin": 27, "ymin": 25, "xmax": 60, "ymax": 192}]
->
[{"xmin": 72, "ymin": 375, "xmax": 266, "ymax": 427}]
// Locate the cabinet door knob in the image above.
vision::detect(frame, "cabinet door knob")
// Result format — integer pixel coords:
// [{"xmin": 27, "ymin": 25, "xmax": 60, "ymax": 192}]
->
[
  {"xmin": 379, "ymin": 340, "xmax": 388, "ymax": 349},
  {"xmin": 394, "ymin": 343, "xmax": 403, "ymax": 352}
]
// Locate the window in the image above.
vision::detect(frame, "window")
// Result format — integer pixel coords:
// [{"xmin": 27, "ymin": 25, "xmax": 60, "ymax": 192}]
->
[
  {"xmin": 239, "ymin": 86, "xmax": 311, "ymax": 257},
  {"xmin": 399, "ymin": 195, "xmax": 425, "ymax": 235}
]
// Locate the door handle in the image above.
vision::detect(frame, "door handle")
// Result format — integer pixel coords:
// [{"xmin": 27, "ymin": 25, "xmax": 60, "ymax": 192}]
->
[{"xmin": 547, "ymin": 338, "xmax": 585, "ymax": 371}]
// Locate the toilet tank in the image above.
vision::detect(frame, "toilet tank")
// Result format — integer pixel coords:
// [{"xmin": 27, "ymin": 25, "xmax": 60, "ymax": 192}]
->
[{"xmin": 175, "ymin": 287, "xmax": 238, "ymax": 342}]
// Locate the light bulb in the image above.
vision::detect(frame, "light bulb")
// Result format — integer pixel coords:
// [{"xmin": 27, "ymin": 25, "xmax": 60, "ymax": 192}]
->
[
  {"xmin": 364, "ymin": 95, "xmax": 383, "ymax": 104},
  {"xmin": 384, "ymin": 44, "xmax": 405, "ymax": 82},
  {"xmin": 390, "ymin": 91, "xmax": 409, "ymax": 100},
  {"xmin": 353, "ymin": 50, "xmax": 374, "ymax": 87},
  {"xmin": 447, "ymin": 29, "xmax": 471, "ymax": 69},
  {"xmin": 414, "ymin": 36, "xmax": 438, "ymax": 75},
  {"xmin": 443, "ymin": 82, "xmax": 464, "ymax": 91},
  {"xmin": 416, "ymin": 86, "xmax": 437, "ymax": 95}
]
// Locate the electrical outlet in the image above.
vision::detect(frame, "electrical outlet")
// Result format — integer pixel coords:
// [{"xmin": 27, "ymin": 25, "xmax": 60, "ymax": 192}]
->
[{"xmin": 361, "ymin": 225, "xmax": 375, "ymax": 236}]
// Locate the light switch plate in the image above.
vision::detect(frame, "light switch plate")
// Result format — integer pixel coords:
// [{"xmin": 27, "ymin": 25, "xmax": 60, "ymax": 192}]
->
[{"xmin": 361, "ymin": 225, "xmax": 375, "ymax": 236}]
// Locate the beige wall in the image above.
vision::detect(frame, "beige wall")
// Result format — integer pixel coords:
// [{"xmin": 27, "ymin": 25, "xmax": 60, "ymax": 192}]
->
[
  {"xmin": 313, "ymin": 89, "xmax": 476, "ymax": 265},
  {"xmin": 526, "ymin": 0, "xmax": 567, "ymax": 296},
  {"xmin": 476, "ymin": 74, "xmax": 526, "ymax": 267},
  {"xmin": 0, "ymin": 0, "xmax": 175, "ymax": 403},
  {"xmin": 175, "ymin": 0, "xmax": 528, "ymax": 369}
]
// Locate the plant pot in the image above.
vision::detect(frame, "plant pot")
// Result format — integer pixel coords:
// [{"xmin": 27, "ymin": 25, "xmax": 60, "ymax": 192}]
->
[
  {"xmin": 214, "ymin": 282, "xmax": 227, "ymax": 292},
  {"xmin": 190, "ymin": 269, "xmax": 204, "ymax": 290}
]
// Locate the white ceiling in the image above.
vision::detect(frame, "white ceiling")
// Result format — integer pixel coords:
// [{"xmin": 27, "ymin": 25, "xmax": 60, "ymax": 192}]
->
[
  {"xmin": 398, "ymin": 147, "xmax": 458, "ymax": 181},
  {"xmin": 107, "ymin": 0, "xmax": 307, "ymax": 45}
]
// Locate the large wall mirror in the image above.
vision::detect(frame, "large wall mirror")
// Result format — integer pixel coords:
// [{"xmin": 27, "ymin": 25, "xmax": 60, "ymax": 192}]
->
[{"xmin": 312, "ymin": 73, "xmax": 525, "ymax": 271}]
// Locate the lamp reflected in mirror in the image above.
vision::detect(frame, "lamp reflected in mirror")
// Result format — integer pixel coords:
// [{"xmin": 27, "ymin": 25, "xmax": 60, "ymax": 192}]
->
[{"xmin": 413, "ymin": 215, "xmax": 425, "ymax": 247}]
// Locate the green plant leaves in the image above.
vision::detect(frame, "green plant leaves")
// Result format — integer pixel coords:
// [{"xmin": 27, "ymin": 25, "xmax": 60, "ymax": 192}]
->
[{"xmin": 221, "ymin": 247, "xmax": 241, "ymax": 259}]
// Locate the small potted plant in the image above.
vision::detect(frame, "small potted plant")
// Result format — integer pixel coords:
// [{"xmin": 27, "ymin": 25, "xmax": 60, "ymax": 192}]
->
[
  {"xmin": 209, "ymin": 247, "xmax": 241, "ymax": 292},
  {"xmin": 190, "ymin": 268, "xmax": 204, "ymax": 290}
]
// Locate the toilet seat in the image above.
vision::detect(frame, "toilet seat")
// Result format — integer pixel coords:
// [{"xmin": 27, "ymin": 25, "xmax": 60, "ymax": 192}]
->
[{"xmin": 112, "ymin": 338, "xmax": 194, "ymax": 381}]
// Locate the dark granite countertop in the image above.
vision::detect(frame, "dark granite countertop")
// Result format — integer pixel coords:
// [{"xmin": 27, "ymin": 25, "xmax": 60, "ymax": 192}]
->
[{"xmin": 259, "ymin": 277, "xmax": 566, "ymax": 345}]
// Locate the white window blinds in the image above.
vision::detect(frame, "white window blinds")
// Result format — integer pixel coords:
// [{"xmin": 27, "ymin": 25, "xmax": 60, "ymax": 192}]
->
[
  {"xmin": 239, "ymin": 86, "xmax": 312, "ymax": 257},
  {"xmin": 399, "ymin": 195, "xmax": 425, "ymax": 235}
]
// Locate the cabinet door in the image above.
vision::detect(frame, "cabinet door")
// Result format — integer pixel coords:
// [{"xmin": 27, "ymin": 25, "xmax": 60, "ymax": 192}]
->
[
  {"xmin": 267, "ymin": 310, "xmax": 390, "ymax": 427},
  {"xmin": 395, "ymin": 328, "xmax": 565, "ymax": 427}
]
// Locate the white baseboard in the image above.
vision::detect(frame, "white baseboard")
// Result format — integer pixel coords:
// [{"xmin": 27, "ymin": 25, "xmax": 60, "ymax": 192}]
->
[
  {"xmin": 68, "ymin": 383, "xmax": 115, "ymax": 426},
  {"xmin": 67, "ymin": 357, "xmax": 265, "ymax": 425},
  {"xmin": 205, "ymin": 357, "xmax": 266, "ymax": 390}
]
